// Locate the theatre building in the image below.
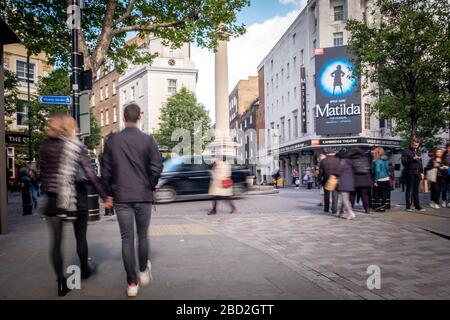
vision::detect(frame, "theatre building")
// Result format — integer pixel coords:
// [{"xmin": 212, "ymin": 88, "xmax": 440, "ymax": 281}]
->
[{"xmin": 257, "ymin": 0, "xmax": 402, "ymax": 186}]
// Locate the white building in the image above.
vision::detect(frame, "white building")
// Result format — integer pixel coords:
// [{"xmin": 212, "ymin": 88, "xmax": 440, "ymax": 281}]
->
[
  {"xmin": 118, "ymin": 36, "xmax": 198, "ymax": 134},
  {"xmin": 257, "ymin": 0, "xmax": 402, "ymax": 185}
]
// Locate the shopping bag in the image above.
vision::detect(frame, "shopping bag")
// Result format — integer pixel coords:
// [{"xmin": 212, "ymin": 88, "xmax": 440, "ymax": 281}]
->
[
  {"xmin": 426, "ymin": 168, "xmax": 437, "ymax": 183},
  {"xmin": 325, "ymin": 175, "xmax": 338, "ymax": 192}
]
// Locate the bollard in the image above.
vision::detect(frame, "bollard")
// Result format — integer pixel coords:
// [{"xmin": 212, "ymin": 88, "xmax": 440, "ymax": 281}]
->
[{"xmin": 86, "ymin": 183, "xmax": 100, "ymax": 222}]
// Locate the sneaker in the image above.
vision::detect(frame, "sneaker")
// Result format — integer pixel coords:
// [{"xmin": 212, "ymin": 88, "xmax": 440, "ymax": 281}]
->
[
  {"xmin": 430, "ymin": 202, "xmax": 440, "ymax": 209},
  {"xmin": 441, "ymin": 202, "xmax": 447, "ymax": 208},
  {"xmin": 406, "ymin": 208, "xmax": 413, "ymax": 212},
  {"xmin": 416, "ymin": 207, "xmax": 426, "ymax": 212},
  {"xmin": 127, "ymin": 283, "xmax": 139, "ymax": 297},
  {"xmin": 139, "ymin": 260, "xmax": 153, "ymax": 287}
]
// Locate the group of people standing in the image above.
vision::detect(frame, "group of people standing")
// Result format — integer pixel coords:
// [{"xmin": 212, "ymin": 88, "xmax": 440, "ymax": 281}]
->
[{"xmin": 39, "ymin": 104, "xmax": 163, "ymax": 298}]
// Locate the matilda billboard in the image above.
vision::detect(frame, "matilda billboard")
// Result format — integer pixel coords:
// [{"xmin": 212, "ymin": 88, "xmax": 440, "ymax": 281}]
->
[{"xmin": 315, "ymin": 46, "xmax": 362, "ymax": 135}]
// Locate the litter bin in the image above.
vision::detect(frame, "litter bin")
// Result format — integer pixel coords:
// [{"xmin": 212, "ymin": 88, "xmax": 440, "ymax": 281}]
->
[{"xmin": 86, "ymin": 183, "xmax": 100, "ymax": 222}]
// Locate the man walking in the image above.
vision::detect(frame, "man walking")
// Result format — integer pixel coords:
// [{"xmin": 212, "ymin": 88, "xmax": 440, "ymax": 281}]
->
[
  {"xmin": 101, "ymin": 103, "xmax": 163, "ymax": 297},
  {"xmin": 318, "ymin": 152, "xmax": 340, "ymax": 214},
  {"xmin": 401, "ymin": 137, "xmax": 425, "ymax": 212}
]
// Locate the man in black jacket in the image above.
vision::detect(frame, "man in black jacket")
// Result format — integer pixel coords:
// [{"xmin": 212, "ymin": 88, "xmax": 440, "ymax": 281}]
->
[
  {"xmin": 401, "ymin": 138, "xmax": 425, "ymax": 212},
  {"xmin": 318, "ymin": 152, "xmax": 340, "ymax": 214},
  {"xmin": 101, "ymin": 103, "xmax": 163, "ymax": 297}
]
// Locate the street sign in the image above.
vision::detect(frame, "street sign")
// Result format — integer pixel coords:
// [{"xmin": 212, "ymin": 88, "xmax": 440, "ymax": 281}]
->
[{"xmin": 39, "ymin": 95, "xmax": 72, "ymax": 105}]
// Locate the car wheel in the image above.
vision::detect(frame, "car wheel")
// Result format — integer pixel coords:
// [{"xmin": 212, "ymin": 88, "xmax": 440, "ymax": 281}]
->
[
  {"xmin": 154, "ymin": 187, "xmax": 177, "ymax": 203},
  {"xmin": 232, "ymin": 184, "xmax": 246, "ymax": 198}
]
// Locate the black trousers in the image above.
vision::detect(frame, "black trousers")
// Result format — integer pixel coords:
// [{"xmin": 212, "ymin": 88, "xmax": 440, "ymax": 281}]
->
[
  {"xmin": 350, "ymin": 187, "xmax": 370, "ymax": 212},
  {"xmin": 405, "ymin": 173, "xmax": 421, "ymax": 209},
  {"xmin": 324, "ymin": 189, "xmax": 338, "ymax": 213},
  {"xmin": 431, "ymin": 176, "xmax": 447, "ymax": 204},
  {"xmin": 373, "ymin": 181, "xmax": 391, "ymax": 211},
  {"xmin": 212, "ymin": 197, "xmax": 235, "ymax": 212},
  {"xmin": 47, "ymin": 214, "xmax": 89, "ymax": 280}
]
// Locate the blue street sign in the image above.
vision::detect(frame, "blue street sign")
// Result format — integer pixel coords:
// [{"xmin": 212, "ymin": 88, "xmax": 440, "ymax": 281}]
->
[{"xmin": 39, "ymin": 95, "xmax": 72, "ymax": 105}]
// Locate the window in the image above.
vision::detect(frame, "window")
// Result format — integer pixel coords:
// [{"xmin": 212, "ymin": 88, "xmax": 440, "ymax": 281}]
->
[
  {"xmin": 105, "ymin": 85, "xmax": 109, "ymax": 100},
  {"xmin": 122, "ymin": 90, "xmax": 127, "ymax": 103},
  {"xmin": 292, "ymin": 33, "xmax": 296, "ymax": 45},
  {"xmin": 294, "ymin": 87, "xmax": 297, "ymax": 100},
  {"xmin": 270, "ymin": 59, "xmax": 273, "ymax": 71},
  {"xmin": 112, "ymin": 80, "xmax": 117, "ymax": 95},
  {"xmin": 267, "ymin": 82, "xmax": 269, "ymax": 96},
  {"xmin": 293, "ymin": 111, "xmax": 298, "ymax": 138},
  {"xmin": 280, "ymin": 118, "xmax": 285, "ymax": 143},
  {"xmin": 168, "ymin": 79, "xmax": 177, "ymax": 93},
  {"xmin": 100, "ymin": 111, "xmax": 104, "ymax": 127},
  {"xmin": 281, "ymin": 69, "xmax": 284, "ymax": 84},
  {"xmin": 91, "ymin": 94, "xmax": 95, "ymax": 107},
  {"xmin": 276, "ymin": 74, "xmax": 279, "ymax": 88},
  {"xmin": 364, "ymin": 104, "xmax": 371, "ymax": 130},
  {"xmin": 313, "ymin": 40, "xmax": 317, "ymax": 49},
  {"xmin": 16, "ymin": 60, "xmax": 35, "ymax": 83},
  {"xmin": 333, "ymin": 32, "xmax": 344, "ymax": 47},
  {"xmin": 250, "ymin": 115, "xmax": 252, "ymax": 125},
  {"xmin": 334, "ymin": 5, "xmax": 344, "ymax": 21},
  {"xmin": 100, "ymin": 87, "xmax": 104, "ymax": 101},
  {"xmin": 136, "ymin": 81, "xmax": 140, "ymax": 97},
  {"xmin": 293, "ymin": 57, "xmax": 297, "ymax": 74},
  {"xmin": 282, "ymin": 96, "xmax": 284, "ymax": 107},
  {"xmin": 287, "ymin": 63, "xmax": 290, "ymax": 79},
  {"xmin": 301, "ymin": 49, "xmax": 304, "ymax": 64},
  {"xmin": 16, "ymin": 100, "xmax": 28, "ymax": 126},
  {"xmin": 113, "ymin": 106, "xmax": 117, "ymax": 123},
  {"xmin": 105, "ymin": 109, "xmax": 109, "ymax": 125},
  {"xmin": 288, "ymin": 91, "xmax": 290, "ymax": 104},
  {"xmin": 386, "ymin": 119, "xmax": 392, "ymax": 130},
  {"xmin": 288, "ymin": 119, "xmax": 291, "ymax": 141},
  {"xmin": 131, "ymin": 86, "xmax": 135, "ymax": 101}
]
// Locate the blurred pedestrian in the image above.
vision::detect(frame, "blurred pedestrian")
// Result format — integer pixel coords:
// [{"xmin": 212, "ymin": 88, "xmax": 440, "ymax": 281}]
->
[
  {"xmin": 29, "ymin": 163, "xmax": 39, "ymax": 208},
  {"xmin": 39, "ymin": 113, "xmax": 112, "ymax": 297},
  {"xmin": 20, "ymin": 163, "xmax": 32, "ymax": 216},
  {"xmin": 443, "ymin": 142, "xmax": 450, "ymax": 206},
  {"xmin": 101, "ymin": 104, "xmax": 163, "ymax": 298},
  {"xmin": 348, "ymin": 147, "xmax": 372, "ymax": 214},
  {"xmin": 292, "ymin": 167, "xmax": 299, "ymax": 187},
  {"xmin": 208, "ymin": 159, "xmax": 236, "ymax": 215},
  {"xmin": 336, "ymin": 150, "xmax": 356, "ymax": 220},
  {"xmin": 272, "ymin": 168, "xmax": 281, "ymax": 189},
  {"xmin": 318, "ymin": 152, "xmax": 339, "ymax": 214},
  {"xmin": 402, "ymin": 138, "xmax": 425, "ymax": 212},
  {"xmin": 425, "ymin": 147, "xmax": 448, "ymax": 209}
]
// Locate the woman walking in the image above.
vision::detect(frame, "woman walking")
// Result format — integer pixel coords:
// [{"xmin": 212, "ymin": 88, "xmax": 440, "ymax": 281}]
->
[
  {"xmin": 426, "ymin": 148, "xmax": 449, "ymax": 209},
  {"xmin": 39, "ymin": 113, "xmax": 111, "ymax": 296},
  {"xmin": 372, "ymin": 147, "xmax": 391, "ymax": 212},
  {"xmin": 208, "ymin": 159, "xmax": 236, "ymax": 215},
  {"xmin": 336, "ymin": 150, "xmax": 356, "ymax": 220},
  {"xmin": 28, "ymin": 163, "xmax": 40, "ymax": 208}
]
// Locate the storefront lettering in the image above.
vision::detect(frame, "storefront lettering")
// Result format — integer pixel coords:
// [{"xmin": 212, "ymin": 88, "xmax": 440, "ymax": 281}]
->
[{"xmin": 315, "ymin": 103, "xmax": 361, "ymax": 118}]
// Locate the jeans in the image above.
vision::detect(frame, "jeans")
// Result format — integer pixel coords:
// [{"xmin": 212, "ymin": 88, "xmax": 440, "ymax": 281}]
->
[
  {"xmin": 30, "ymin": 186, "xmax": 38, "ymax": 208},
  {"xmin": 115, "ymin": 202, "xmax": 152, "ymax": 284},
  {"xmin": 324, "ymin": 189, "xmax": 338, "ymax": 213},
  {"xmin": 405, "ymin": 173, "xmax": 421, "ymax": 209}
]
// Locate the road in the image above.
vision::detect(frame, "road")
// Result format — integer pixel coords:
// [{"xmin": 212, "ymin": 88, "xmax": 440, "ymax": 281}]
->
[{"xmin": 1, "ymin": 188, "xmax": 450, "ymax": 299}]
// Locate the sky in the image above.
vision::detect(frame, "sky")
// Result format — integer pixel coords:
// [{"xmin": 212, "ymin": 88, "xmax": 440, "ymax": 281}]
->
[{"xmin": 191, "ymin": 0, "xmax": 308, "ymax": 121}]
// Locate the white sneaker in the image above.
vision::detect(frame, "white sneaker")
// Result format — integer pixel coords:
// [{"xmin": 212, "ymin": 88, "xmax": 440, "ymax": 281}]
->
[
  {"xmin": 441, "ymin": 202, "xmax": 447, "ymax": 208},
  {"xmin": 430, "ymin": 202, "xmax": 440, "ymax": 209},
  {"xmin": 127, "ymin": 283, "xmax": 139, "ymax": 297},
  {"xmin": 139, "ymin": 260, "xmax": 153, "ymax": 287}
]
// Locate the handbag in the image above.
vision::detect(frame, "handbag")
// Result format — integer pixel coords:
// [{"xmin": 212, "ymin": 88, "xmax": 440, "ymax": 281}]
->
[
  {"xmin": 426, "ymin": 168, "xmax": 437, "ymax": 183},
  {"xmin": 325, "ymin": 175, "xmax": 338, "ymax": 191},
  {"xmin": 222, "ymin": 178, "xmax": 233, "ymax": 189}
]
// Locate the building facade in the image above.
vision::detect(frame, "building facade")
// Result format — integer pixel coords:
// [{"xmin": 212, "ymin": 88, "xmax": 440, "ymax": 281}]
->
[
  {"xmin": 258, "ymin": 0, "xmax": 402, "ymax": 186},
  {"xmin": 117, "ymin": 36, "xmax": 198, "ymax": 134},
  {"xmin": 91, "ymin": 68, "xmax": 120, "ymax": 154},
  {"xmin": 229, "ymin": 76, "xmax": 259, "ymax": 131}
]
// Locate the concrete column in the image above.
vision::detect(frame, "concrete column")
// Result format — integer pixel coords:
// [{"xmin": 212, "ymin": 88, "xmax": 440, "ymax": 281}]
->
[{"xmin": 215, "ymin": 40, "xmax": 230, "ymax": 137}]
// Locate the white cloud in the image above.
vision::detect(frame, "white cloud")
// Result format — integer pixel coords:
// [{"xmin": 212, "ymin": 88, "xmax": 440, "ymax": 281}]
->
[
  {"xmin": 279, "ymin": 0, "xmax": 307, "ymax": 7},
  {"xmin": 192, "ymin": 10, "xmax": 301, "ymax": 122}
]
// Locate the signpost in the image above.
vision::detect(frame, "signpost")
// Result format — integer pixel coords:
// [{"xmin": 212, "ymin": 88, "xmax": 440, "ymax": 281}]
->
[{"xmin": 39, "ymin": 95, "xmax": 72, "ymax": 105}]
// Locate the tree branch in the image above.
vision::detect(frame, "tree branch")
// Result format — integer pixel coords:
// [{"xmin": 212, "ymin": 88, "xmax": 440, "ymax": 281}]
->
[
  {"xmin": 113, "ymin": 0, "xmax": 137, "ymax": 26},
  {"xmin": 112, "ymin": 20, "xmax": 187, "ymax": 36}
]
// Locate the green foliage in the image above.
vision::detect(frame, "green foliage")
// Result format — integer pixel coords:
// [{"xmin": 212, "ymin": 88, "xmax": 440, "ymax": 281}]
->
[
  {"xmin": 4, "ymin": 70, "xmax": 19, "ymax": 127},
  {"xmin": 84, "ymin": 108, "xmax": 102, "ymax": 150},
  {"xmin": 1, "ymin": 0, "xmax": 249, "ymax": 74},
  {"xmin": 346, "ymin": 0, "xmax": 450, "ymax": 147},
  {"xmin": 155, "ymin": 88, "xmax": 211, "ymax": 152}
]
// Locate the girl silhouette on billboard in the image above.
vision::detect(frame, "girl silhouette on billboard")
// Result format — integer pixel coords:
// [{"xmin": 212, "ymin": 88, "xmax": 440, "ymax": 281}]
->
[{"xmin": 331, "ymin": 65, "xmax": 345, "ymax": 96}]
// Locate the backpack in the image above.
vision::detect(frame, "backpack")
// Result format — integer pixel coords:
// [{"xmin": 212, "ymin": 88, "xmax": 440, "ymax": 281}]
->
[{"xmin": 352, "ymin": 156, "xmax": 370, "ymax": 175}]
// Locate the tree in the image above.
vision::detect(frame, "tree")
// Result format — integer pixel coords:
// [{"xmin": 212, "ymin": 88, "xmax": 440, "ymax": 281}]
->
[
  {"xmin": 155, "ymin": 87, "xmax": 211, "ymax": 152},
  {"xmin": 346, "ymin": 0, "xmax": 450, "ymax": 148},
  {"xmin": 4, "ymin": 70, "xmax": 19, "ymax": 128},
  {"xmin": 84, "ymin": 109, "xmax": 102, "ymax": 151},
  {"xmin": 1, "ymin": 0, "xmax": 249, "ymax": 75}
]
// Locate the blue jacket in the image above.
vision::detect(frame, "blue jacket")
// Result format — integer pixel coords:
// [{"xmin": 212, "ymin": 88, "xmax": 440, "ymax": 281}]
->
[{"xmin": 373, "ymin": 156, "xmax": 390, "ymax": 181}]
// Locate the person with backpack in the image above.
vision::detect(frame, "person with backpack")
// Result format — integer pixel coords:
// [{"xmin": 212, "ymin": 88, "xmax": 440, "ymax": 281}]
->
[
  {"xmin": 348, "ymin": 147, "xmax": 372, "ymax": 214},
  {"xmin": 372, "ymin": 147, "xmax": 391, "ymax": 212}
]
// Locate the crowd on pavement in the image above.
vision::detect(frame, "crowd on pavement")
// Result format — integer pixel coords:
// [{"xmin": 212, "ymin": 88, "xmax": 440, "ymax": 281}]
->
[{"xmin": 314, "ymin": 137, "xmax": 450, "ymax": 220}]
